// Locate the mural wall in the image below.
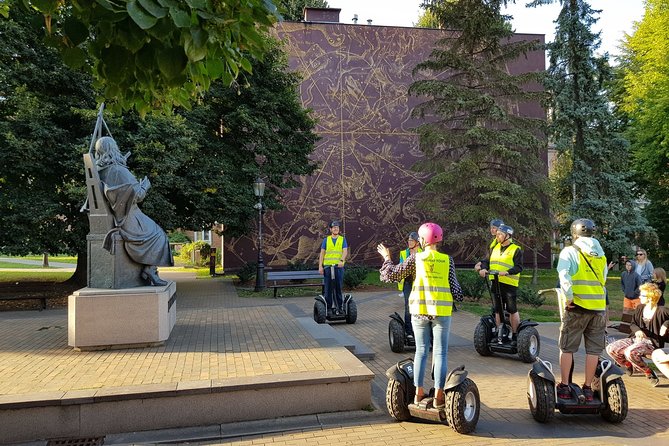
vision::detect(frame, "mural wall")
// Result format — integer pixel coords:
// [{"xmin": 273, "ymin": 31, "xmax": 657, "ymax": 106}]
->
[{"xmin": 224, "ymin": 20, "xmax": 546, "ymax": 269}]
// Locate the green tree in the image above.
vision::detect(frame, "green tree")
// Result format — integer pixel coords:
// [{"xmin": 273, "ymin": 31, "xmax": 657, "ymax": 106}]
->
[
  {"xmin": 8, "ymin": 0, "xmax": 280, "ymax": 114},
  {"xmin": 414, "ymin": 8, "xmax": 439, "ymax": 28},
  {"xmin": 529, "ymin": 0, "xmax": 653, "ymax": 257},
  {"xmin": 410, "ymin": 0, "xmax": 551, "ymax": 268},
  {"xmin": 0, "ymin": 7, "xmax": 318, "ymax": 284},
  {"xmin": 616, "ymin": 0, "xmax": 669, "ymax": 260},
  {"xmin": 277, "ymin": 0, "xmax": 329, "ymax": 22}
]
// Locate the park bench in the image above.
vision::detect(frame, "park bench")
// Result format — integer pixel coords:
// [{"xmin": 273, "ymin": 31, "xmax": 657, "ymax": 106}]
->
[{"xmin": 266, "ymin": 270, "xmax": 324, "ymax": 299}]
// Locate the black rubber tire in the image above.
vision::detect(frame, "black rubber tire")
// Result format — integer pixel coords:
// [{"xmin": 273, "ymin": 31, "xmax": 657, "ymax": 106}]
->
[
  {"xmin": 313, "ymin": 299, "xmax": 326, "ymax": 324},
  {"xmin": 385, "ymin": 378, "xmax": 412, "ymax": 421},
  {"xmin": 445, "ymin": 378, "xmax": 480, "ymax": 434},
  {"xmin": 473, "ymin": 322, "xmax": 492, "ymax": 356},
  {"xmin": 346, "ymin": 299, "xmax": 357, "ymax": 324},
  {"xmin": 389, "ymin": 319, "xmax": 405, "ymax": 353},
  {"xmin": 517, "ymin": 327, "xmax": 540, "ymax": 363},
  {"xmin": 527, "ymin": 372, "xmax": 555, "ymax": 423},
  {"xmin": 600, "ymin": 377, "xmax": 628, "ymax": 423}
]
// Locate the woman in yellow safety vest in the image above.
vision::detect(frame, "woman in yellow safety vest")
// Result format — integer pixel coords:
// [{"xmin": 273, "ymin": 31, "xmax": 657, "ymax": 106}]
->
[
  {"xmin": 398, "ymin": 232, "xmax": 422, "ymax": 339},
  {"xmin": 378, "ymin": 222, "xmax": 464, "ymax": 409}
]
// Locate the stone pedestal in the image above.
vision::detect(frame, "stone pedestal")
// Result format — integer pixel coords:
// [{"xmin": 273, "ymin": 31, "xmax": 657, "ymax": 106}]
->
[{"xmin": 68, "ymin": 281, "xmax": 176, "ymax": 350}]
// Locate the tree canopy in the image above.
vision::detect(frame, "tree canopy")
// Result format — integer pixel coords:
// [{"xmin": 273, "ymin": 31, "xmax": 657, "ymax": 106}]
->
[
  {"xmin": 529, "ymin": 0, "xmax": 653, "ymax": 257},
  {"xmin": 0, "ymin": 6, "xmax": 318, "ymax": 283},
  {"xmin": 410, "ymin": 0, "xmax": 550, "ymax": 262},
  {"xmin": 276, "ymin": 0, "xmax": 329, "ymax": 22},
  {"xmin": 616, "ymin": 0, "xmax": 669, "ymax": 260},
  {"xmin": 8, "ymin": 0, "xmax": 280, "ymax": 114}
]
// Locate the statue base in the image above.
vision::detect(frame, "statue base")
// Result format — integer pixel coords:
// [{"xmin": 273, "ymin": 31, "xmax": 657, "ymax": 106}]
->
[{"xmin": 68, "ymin": 282, "xmax": 176, "ymax": 351}]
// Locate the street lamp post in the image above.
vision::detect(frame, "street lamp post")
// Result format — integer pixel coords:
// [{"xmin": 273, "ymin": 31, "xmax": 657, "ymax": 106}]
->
[{"xmin": 253, "ymin": 177, "xmax": 266, "ymax": 291}]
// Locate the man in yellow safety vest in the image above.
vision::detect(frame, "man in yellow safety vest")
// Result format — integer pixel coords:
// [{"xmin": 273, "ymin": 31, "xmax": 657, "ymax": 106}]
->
[
  {"xmin": 475, "ymin": 218, "xmax": 504, "ymax": 273},
  {"xmin": 478, "ymin": 224, "xmax": 523, "ymax": 343},
  {"xmin": 398, "ymin": 232, "xmax": 422, "ymax": 340},
  {"xmin": 556, "ymin": 218, "xmax": 608, "ymax": 402},
  {"xmin": 318, "ymin": 220, "xmax": 348, "ymax": 315}
]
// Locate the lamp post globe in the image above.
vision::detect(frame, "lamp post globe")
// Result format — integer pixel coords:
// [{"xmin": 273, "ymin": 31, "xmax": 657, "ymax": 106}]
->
[{"xmin": 253, "ymin": 177, "xmax": 266, "ymax": 291}]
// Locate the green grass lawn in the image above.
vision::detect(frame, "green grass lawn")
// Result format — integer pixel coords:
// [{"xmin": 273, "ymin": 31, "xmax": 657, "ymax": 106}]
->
[
  {"xmin": 0, "ymin": 271, "xmax": 74, "ymax": 282},
  {"xmin": 0, "ymin": 261, "xmax": 46, "ymax": 269},
  {"xmin": 0, "ymin": 255, "xmax": 78, "ymax": 264}
]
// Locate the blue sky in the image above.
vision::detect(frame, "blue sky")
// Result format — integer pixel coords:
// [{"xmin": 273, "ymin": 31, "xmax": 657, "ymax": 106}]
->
[{"xmin": 327, "ymin": 0, "xmax": 644, "ymax": 59}]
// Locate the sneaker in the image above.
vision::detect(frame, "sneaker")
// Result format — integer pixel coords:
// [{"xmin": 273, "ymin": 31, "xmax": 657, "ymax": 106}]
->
[
  {"xmin": 556, "ymin": 383, "xmax": 571, "ymax": 399},
  {"xmin": 582, "ymin": 385, "xmax": 594, "ymax": 402},
  {"xmin": 647, "ymin": 370, "xmax": 660, "ymax": 387}
]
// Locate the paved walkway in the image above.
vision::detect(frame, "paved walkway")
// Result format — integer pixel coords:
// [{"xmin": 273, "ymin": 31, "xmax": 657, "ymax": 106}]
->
[{"xmin": 1, "ymin": 273, "xmax": 668, "ymax": 445}]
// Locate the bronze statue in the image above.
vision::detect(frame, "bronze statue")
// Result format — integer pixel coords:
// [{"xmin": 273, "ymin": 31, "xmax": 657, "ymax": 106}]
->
[{"xmin": 94, "ymin": 136, "xmax": 173, "ymax": 286}]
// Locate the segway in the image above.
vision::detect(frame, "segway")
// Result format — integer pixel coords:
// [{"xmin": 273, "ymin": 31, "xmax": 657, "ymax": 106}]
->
[
  {"xmin": 385, "ymin": 359, "xmax": 480, "ymax": 434},
  {"xmin": 473, "ymin": 270, "xmax": 540, "ymax": 363},
  {"xmin": 313, "ymin": 266, "xmax": 357, "ymax": 324},
  {"xmin": 388, "ymin": 312, "xmax": 415, "ymax": 353},
  {"xmin": 527, "ymin": 288, "xmax": 628, "ymax": 423}
]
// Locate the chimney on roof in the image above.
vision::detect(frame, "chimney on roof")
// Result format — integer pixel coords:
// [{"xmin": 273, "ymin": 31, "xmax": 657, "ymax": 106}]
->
[
  {"xmin": 366, "ymin": 19, "xmax": 373, "ymax": 25},
  {"xmin": 303, "ymin": 7, "xmax": 341, "ymax": 23},
  {"xmin": 352, "ymin": 14, "xmax": 358, "ymax": 24}
]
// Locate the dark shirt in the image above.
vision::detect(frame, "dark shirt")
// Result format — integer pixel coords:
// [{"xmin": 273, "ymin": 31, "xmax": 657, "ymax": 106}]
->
[
  {"xmin": 379, "ymin": 253, "xmax": 464, "ymax": 302},
  {"xmin": 655, "ymin": 280, "xmax": 666, "ymax": 306},
  {"xmin": 621, "ymin": 271, "xmax": 642, "ymax": 299},
  {"xmin": 629, "ymin": 304, "xmax": 669, "ymax": 349}
]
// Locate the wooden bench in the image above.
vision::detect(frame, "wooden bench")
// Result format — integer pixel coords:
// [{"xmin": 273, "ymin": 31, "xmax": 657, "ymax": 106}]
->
[{"xmin": 266, "ymin": 270, "xmax": 324, "ymax": 299}]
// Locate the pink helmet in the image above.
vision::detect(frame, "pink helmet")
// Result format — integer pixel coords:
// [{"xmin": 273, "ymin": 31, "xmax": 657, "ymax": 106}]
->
[{"xmin": 418, "ymin": 222, "xmax": 443, "ymax": 244}]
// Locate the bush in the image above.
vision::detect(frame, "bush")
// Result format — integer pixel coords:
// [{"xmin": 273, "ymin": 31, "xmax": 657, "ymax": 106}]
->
[
  {"xmin": 169, "ymin": 231, "xmax": 191, "ymax": 244},
  {"xmin": 344, "ymin": 264, "xmax": 371, "ymax": 289},
  {"xmin": 236, "ymin": 262, "xmax": 257, "ymax": 285},
  {"xmin": 286, "ymin": 260, "xmax": 317, "ymax": 271},
  {"xmin": 518, "ymin": 285, "xmax": 545, "ymax": 307},
  {"xmin": 457, "ymin": 270, "xmax": 488, "ymax": 301},
  {"xmin": 179, "ymin": 241, "xmax": 212, "ymax": 266}
]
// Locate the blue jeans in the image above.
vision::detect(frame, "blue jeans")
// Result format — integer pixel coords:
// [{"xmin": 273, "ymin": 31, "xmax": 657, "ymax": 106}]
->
[
  {"xmin": 323, "ymin": 265, "xmax": 344, "ymax": 309},
  {"xmin": 412, "ymin": 315, "xmax": 451, "ymax": 389}
]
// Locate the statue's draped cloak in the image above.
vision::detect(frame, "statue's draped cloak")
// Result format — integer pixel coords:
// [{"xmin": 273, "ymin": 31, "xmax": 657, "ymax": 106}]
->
[{"xmin": 99, "ymin": 164, "xmax": 173, "ymax": 267}]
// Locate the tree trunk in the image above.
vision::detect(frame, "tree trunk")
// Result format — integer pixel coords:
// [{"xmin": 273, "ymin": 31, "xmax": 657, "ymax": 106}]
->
[
  {"xmin": 532, "ymin": 245, "xmax": 539, "ymax": 286},
  {"xmin": 42, "ymin": 252, "xmax": 49, "ymax": 268},
  {"xmin": 65, "ymin": 250, "xmax": 87, "ymax": 287}
]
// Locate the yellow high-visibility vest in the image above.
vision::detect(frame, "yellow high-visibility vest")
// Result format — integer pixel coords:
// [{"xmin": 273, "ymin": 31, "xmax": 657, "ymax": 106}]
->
[
  {"xmin": 489, "ymin": 242, "xmax": 520, "ymax": 287},
  {"xmin": 572, "ymin": 249, "xmax": 607, "ymax": 311},
  {"xmin": 398, "ymin": 247, "xmax": 422, "ymax": 291},
  {"xmin": 323, "ymin": 236, "xmax": 344, "ymax": 266},
  {"xmin": 409, "ymin": 250, "xmax": 453, "ymax": 316}
]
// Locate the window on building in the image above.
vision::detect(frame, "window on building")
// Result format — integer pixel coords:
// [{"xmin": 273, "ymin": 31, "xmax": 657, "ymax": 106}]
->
[{"xmin": 194, "ymin": 230, "xmax": 212, "ymax": 243}]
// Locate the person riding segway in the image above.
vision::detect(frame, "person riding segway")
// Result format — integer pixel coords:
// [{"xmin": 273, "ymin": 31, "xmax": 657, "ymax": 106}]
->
[
  {"xmin": 314, "ymin": 220, "xmax": 356, "ymax": 324},
  {"xmin": 379, "ymin": 223, "xmax": 480, "ymax": 434},
  {"xmin": 527, "ymin": 218, "xmax": 627, "ymax": 423},
  {"xmin": 389, "ymin": 231, "xmax": 422, "ymax": 352}
]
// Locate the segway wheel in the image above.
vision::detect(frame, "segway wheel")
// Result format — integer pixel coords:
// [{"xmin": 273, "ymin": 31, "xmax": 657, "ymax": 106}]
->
[
  {"xmin": 385, "ymin": 378, "xmax": 412, "ymax": 422},
  {"xmin": 473, "ymin": 322, "xmax": 492, "ymax": 356},
  {"xmin": 527, "ymin": 371, "xmax": 555, "ymax": 423},
  {"xmin": 445, "ymin": 378, "xmax": 480, "ymax": 434},
  {"xmin": 345, "ymin": 298, "xmax": 357, "ymax": 324},
  {"xmin": 388, "ymin": 318, "xmax": 405, "ymax": 353},
  {"xmin": 600, "ymin": 377, "xmax": 628, "ymax": 423},
  {"xmin": 313, "ymin": 299, "xmax": 326, "ymax": 324},
  {"xmin": 517, "ymin": 327, "xmax": 540, "ymax": 363}
]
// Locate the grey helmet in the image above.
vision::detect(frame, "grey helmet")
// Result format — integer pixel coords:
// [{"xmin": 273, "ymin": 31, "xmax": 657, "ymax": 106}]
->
[
  {"xmin": 571, "ymin": 218, "xmax": 595, "ymax": 239},
  {"xmin": 498, "ymin": 224, "xmax": 514, "ymax": 236},
  {"xmin": 490, "ymin": 218, "xmax": 504, "ymax": 229},
  {"xmin": 329, "ymin": 220, "xmax": 341, "ymax": 228},
  {"xmin": 408, "ymin": 231, "xmax": 419, "ymax": 242}
]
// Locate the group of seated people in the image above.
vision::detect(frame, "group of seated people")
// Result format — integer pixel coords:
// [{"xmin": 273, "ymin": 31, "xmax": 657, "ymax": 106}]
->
[{"xmin": 606, "ymin": 282, "xmax": 669, "ymax": 395}]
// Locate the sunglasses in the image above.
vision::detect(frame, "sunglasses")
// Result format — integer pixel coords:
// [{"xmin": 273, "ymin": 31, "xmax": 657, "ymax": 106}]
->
[{"xmin": 636, "ymin": 253, "xmax": 645, "ymax": 256}]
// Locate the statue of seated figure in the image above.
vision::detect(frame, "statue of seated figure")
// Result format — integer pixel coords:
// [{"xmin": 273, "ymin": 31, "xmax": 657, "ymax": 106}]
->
[{"xmin": 94, "ymin": 136, "xmax": 173, "ymax": 286}]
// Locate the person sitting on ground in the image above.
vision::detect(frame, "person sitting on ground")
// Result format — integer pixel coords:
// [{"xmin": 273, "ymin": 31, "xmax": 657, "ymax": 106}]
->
[
  {"xmin": 377, "ymin": 222, "xmax": 464, "ymax": 409},
  {"xmin": 621, "ymin": 260, "xmax": 643, "ymax": 311},
  {"xmin": 652, "ymin": 267, "xmax": 666, "ymax": 306},
  {"xmin": 651, "ymin": 346, "xmax": 669, "ymax": 400},
  {"xmin": 606, "ymin": 282, "xmax": 669, "ymax": 387}
]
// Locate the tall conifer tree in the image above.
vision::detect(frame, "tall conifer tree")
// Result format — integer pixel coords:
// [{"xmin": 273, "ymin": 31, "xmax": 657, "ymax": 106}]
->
[
  {"xmin": 529, "ymin": 0, "xmax": 652, "ymax": 256},
  {"xmin": 410, "ymin": 0, "xmax": 550, "ymax": 264}
]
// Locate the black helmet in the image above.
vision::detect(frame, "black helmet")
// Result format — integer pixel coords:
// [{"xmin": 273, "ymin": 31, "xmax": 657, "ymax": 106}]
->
[
  {"xmin": 571, "ymin": 218, "xmax": 595, "ymax": 238},
  {"xmin": 498, "ymin": 224, "xmax": 514, "ymax": 236},
  {"xmin": 490, "ymin": 218, "xmax": 504, "ymax": 228},
  {"xmin": 329, "ymin": 220, "xmax": 341, "ymax": 228},
  {"xmin": 408, "ymin": 231, "xmax": 419, "ymax": 242}
]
